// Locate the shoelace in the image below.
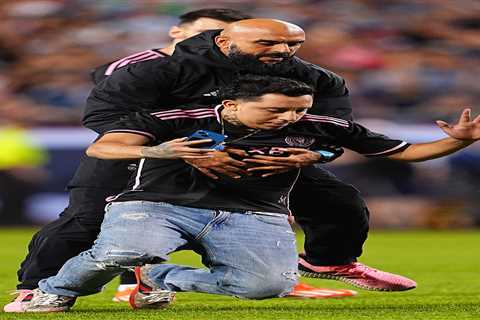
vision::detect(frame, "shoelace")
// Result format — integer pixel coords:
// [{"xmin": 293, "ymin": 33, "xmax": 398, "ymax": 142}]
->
[
  {"xmin": 337, "ymin": 263, "xmax": 378, "ymax": 277},
  {"xmin": 142, "ymin": 290, "xmax": 173, "ymax": 304},
  {"xmin": 31, "ymin": 291, "xmax": 70, "ymax": 307},
  {"xmin": 353, "ymin": 263, "xmax": 377, "ymax": 277}
]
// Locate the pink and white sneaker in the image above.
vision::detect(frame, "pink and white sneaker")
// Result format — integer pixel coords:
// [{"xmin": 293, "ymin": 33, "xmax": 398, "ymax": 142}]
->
[
  {"xmin": 3, "ymin": 289, "xmax": 75, "ymax": 313},
  {"xmin": 3, "ymin": 290, "xmax": 33, "ymax": 312},
  {"xmin": 299, "ymin": 258, "xmax": 416, "ymax": 291}
]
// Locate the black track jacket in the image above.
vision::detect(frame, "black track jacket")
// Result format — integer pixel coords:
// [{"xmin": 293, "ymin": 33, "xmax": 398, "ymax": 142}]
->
[{"xmin": 83, "ymin": 30, "xmax": 352, "ymax": 135}]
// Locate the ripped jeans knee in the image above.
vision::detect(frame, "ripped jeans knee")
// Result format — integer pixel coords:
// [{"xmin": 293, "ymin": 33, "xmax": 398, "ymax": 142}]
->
[
  {"xmin": 220, "ymin": 269, "xmax": 299, "ymax": 299},
  {"xmin": 89, "ymin": 248, "xmax": 151, "ymax": 270}
]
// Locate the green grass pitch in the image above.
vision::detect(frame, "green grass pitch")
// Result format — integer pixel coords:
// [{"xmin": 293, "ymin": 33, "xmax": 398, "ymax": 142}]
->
[{"xmin": 0, "ymin": 228, "xmax": 479, "ymax": 319}]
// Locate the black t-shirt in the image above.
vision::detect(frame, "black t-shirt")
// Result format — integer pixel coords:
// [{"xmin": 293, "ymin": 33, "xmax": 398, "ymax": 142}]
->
[{"xmin": 104, "ymin": 105, "xmax": 409, "ymax": 214}]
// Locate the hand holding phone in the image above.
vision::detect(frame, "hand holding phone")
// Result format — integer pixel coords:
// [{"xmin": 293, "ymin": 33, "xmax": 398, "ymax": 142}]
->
[{"xmin": 187, "ymin": 130, "xmax": 227, "ymax": 151}]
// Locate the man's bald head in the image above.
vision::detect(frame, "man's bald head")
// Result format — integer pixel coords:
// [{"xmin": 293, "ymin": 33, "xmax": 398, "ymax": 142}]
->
[
  {"xmin": 215, "ymin": 19, "xmax": 305, "ymax": 65},
  {"xmin": 222, "ymin": 19, "xmax": 305, "ymax": 39}
]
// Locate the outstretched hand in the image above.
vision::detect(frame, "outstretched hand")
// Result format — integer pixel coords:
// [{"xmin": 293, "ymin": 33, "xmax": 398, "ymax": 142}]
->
[{"xmin": 436, "ymin": 108, "xmax": 480, "ymax": 141}]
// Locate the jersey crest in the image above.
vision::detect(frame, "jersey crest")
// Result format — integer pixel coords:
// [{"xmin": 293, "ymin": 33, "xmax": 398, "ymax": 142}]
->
[{"xmin": 285, "ymin": 136, "xmax": 316, "ymax": 147}]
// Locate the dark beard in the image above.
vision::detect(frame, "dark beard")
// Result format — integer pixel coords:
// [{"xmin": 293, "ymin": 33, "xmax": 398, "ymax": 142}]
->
[{"xmin": 227, "ymin": 44, "xmax": 296, "ymax": 77}]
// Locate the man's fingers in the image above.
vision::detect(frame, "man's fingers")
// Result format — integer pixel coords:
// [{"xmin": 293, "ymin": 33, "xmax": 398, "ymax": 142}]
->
[
  {"xmin": 195, "ymin": 167, "xmax": 219, "ymax": 179},
  {"xmin": 225, "ymin": 148, "xmax": 249, "ymax": 157},
  {"xmin": 250, "ymin": 155, "xmax": 292, "ymax": 161},
  {"xmin": 473, "ymin": 113, "xmax": 480, "ymax": 124},
  {"xmin": 185, "ymin": 161, "xmax": 219, "ymax": 179},
  {"xmin": 211, "ymin": 166, "xmax": 243, "ymax": 179},
  {"xmin": 207, "ymin": 151, "xmax": 248, "ymax": 166},
  {"xmin": 201, "ymin": 164, "xmax": 249, "ymax": 178},
  {"xmin": 178, "ymin": 147, "xmax": 215, "ymax": 153},
  {"xmin": 261, "ymin": 170, "xmax": 291, "ymax": 177},
  {"xmin": 224, "ymin": 165, "xmax": 249, "ymax": 173},
  {"xmin": 247, "ymin": 165, "xmax": 291, "ymax": 172},
  {"xmin": 459, "ymin": 108, "xmax": 471, "ymax": 123},
  {"xmin": 436, "ymin": 120, "xmax": 450, "ymax": 128},
  {"xmin": 182, "ymin": 139, "xmax": 212, "ymax": 146},
  {"xmin": 275, "ymin": 147, "xmax": 304, "ymax": 154},
  {"xmin": 243, "ymin": 158, "xmax": 295, "ymax": 165},
  {"xmin": 170, "ymin": 137, "xmax": 189, "ymax": 142},
  {"xmin": 222, "ymin": 158, "xmax": 248, "ymax": 167},
  {"xmin": 436, "ymin": 120, "xmax": 453, "ymax": 136},
  {"xmin": 182, "ymin": 155, "xmax": 214, "ymax": 159},
  {"xmin": 243, "ymin": 159, "xmax": 281, "ymax": 165}
]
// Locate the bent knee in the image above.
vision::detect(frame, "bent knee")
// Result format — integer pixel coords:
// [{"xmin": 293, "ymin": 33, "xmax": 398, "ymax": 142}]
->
[
  {"xmin": 243, "ymin": 274, "xmax": 297, "ymax": 299},
  {"xmin": 223, "ymin": 272, "xmax": 298, "ymax": 299},
  {"xmin": 90, "ymin": 248, "xmax": 150, "ymax": 269}
]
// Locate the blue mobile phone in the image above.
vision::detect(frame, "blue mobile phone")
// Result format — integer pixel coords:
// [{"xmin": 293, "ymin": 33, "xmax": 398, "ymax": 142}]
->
[
  {"xmin": 317, "ymin": 150, "xmax": 336, "ymax": 160},
  {"xmin": 187, "ymin": 130, "xmax": 226, "ymax": 151}
]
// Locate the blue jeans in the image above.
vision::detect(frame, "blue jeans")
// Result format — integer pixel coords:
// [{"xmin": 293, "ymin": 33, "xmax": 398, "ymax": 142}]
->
[{"xmin": 39, "ymin": 201, "xmax": 298, "ymax": 299}]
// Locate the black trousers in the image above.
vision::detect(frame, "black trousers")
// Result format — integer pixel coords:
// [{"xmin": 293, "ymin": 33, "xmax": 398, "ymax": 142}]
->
[
  {"xmin": 17, "ymin": 187, "xmax": 114, "ymax": 289},
  {"xmin": 291, "ymin": 166, "xmax": 369, "ymax": 265},
  {"xmin": 17, "ymin": 165, "xmax": 369, "ymax": 289}
]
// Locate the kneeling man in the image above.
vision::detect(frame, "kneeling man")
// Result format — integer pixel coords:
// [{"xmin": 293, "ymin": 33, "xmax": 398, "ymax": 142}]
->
[{"xmin": 22, "ymin": 75, "xmax": 480, "ymax": 312}]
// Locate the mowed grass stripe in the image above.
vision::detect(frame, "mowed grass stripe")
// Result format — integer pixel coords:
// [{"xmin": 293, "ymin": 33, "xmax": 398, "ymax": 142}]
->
[{"xmin": 0, "ymin": 228, "xmax": 479, "ymax": 320}]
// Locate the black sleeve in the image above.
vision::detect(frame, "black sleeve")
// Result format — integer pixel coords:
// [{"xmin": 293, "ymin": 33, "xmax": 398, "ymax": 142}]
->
[
  {"xmin": 301, "ymin": 61, "xmax": 353, "ymax": 121},
  {"xmin": 102, "ymin": 112, "xmax": 175, "ymax": 144},
  {"xmin": 312, "ymin": 88, "xmax": 353, "ymax": 121},
  {"xmin": 83, "ymin": 59, "xmax": 178, "ymax": 134},
  {"xmin": 304, "ymin": 115, "xmax": 409, "ymax": 157},
  {"xmin": 336, "ymin": 122, "xmax": 410, "ymax": 157},
  {"xmin": 90, "ymin": 49, "xmax": 167, "ymax": 85}
]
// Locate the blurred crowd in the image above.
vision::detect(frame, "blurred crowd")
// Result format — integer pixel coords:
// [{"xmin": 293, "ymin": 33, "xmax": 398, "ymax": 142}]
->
[
  {"xmin": 0, "ymin": 0, "xmax": 479, "ymax": 227},
  {"xmin": 1, "ymin": 0, "xmax": 479, "ymax": 126}
]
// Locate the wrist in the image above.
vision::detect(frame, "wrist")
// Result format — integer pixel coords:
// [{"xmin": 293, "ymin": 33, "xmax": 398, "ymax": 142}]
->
[
  {"xmin": 140, "ymin": 146, "xmax": 155, "ymax": 158},
  {"xmin": 450, "ymin": 137, "xmax": 475, "ymax": 145},
  {"xmin": 312, "ymin": 152, "xmax": 323, "ymax": 162}
]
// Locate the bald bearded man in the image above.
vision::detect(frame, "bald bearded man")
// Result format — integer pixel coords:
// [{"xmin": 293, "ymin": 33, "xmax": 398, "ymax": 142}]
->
[{"xmin": 82, "ymin": 18, "xmax": 414, "ymax": 292}]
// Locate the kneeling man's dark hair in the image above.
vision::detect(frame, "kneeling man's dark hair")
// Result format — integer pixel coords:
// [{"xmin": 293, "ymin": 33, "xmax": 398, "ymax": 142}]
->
[
  {"xmin": 219, "ymin": 75, "xmax": 314, "ymax": 101},
  {"xmin": 179, "ymin": 8, "xmax": 252, "ymax": 24}
]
